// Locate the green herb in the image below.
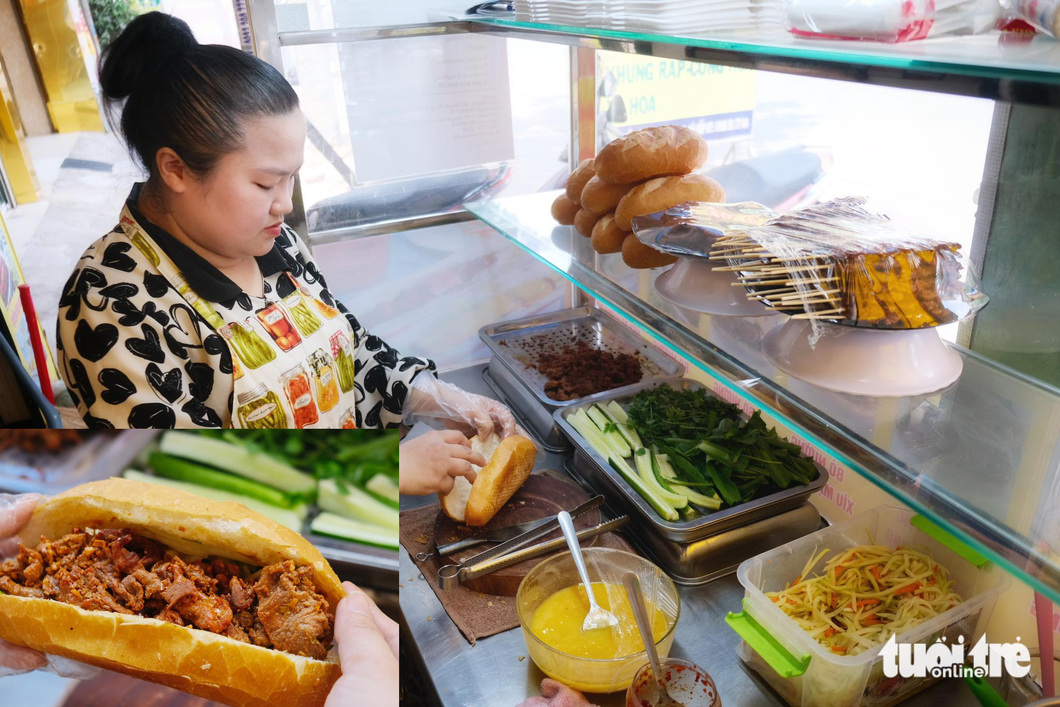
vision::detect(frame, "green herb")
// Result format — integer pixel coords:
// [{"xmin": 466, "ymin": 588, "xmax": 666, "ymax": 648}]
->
[{"xmin": 624, "ymin": 386, "xmax": 818, "ymax": 508}]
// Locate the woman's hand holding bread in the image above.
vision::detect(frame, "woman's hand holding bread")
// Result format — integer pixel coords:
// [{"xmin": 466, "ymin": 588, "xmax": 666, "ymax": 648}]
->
[{"xmin": 399, "ymin": 430, "xmax": 484, "ymax": 496}]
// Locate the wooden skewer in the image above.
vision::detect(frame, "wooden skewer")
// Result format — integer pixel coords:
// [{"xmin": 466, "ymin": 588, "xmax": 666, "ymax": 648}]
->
[
  {"xmin": 784, "ymin": 277, "xmax": 838, "ymax": 286},
  {"xmin": 713, "ymin": 265, "xmax": 772, "ymax": 272},
  {"xmin": 790, "ymin": 309, "xmax": 844, "ymax": 320},
  {"xmin": 732, "ymin": 279, "xmax": 790, "ymax": 286}
]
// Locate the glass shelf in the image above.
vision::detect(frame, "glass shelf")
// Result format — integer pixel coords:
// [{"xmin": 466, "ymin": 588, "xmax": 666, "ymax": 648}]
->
[
  {"xmin": 467, "ymin": 190, "xmax": 1060, "ymax": 602},
  {"xmin": 464, "ymin": 16, "xmax": 1060, "ymax": 106}
]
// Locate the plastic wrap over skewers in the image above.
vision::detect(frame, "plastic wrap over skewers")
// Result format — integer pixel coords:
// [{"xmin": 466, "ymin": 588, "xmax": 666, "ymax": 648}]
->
[{"xmin": 632, "ymin": 197, "xmax": 989, "ymax": 332}]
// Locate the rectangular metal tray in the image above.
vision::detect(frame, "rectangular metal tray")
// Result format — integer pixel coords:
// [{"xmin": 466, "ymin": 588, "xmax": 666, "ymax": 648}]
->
[
  {"xmin": 481, "ymin": 365, "xmax": 571, "ymax": 452},
  {"xmin": 554, "ymin": 378, "xmax": 829, "ymax": 543},
  {"xmin": 479, "ymin": 306, "xmax": 684, "ymax": 410},
  {"xmin": 0, "ymin": 432, "xmax": 159, "ymax": 495},
  {"xmin": 565, "ymin": 455, "xmax": 823, "ymax": 585}
]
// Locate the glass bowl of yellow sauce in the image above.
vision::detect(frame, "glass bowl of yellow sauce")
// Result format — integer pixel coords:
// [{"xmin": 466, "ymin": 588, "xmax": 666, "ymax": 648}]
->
[{"xmin": 517, "ymin": 548, "xmax": 680, "ymax": 693}]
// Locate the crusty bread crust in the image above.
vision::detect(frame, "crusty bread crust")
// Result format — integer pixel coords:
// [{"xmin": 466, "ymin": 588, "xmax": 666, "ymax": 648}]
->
[
  {"xmin": 0, "ymin": 595, "xmax": 340, "ymax": 707},
  {"xmin": 465, "ymin": 436, "xmax": 537, "ymax": 527},
  {"xmin": 1, "ymin": 478, "xmax": 343, "ymax": 707},
  {"xmin": 595, "ymin": 126, "xmax": 708, "ymax": 185},
  {"xmin": 551, "ymin": 194, "xmax": 579, "ymax": 225},
  {"xmin": 580, "ymin": 177, "xmax": 636, "ymax": 216},
  {"xmin": 591, "ymin": 214, "xmax": 626, "ymax": 254},
  {"xmin": 565, "ymin": 159, "xmax": 596, "ymax": 203},
  {"xmin": 622, "ymin": 233, "xmax": 679, "ymax": 270},
  {"xmin": 614, "ymin": 173, "xmax": 726, "ymax": 232},
  {"xmin": 573, "ymin": 209, "xmax": 598, "ymax": 238}
]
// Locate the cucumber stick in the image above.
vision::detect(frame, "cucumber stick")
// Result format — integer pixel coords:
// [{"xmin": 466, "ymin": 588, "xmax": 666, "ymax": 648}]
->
[
  {"xmin": 318, "ymin": 479, "xmax": 399, "ymax": 529},
  {"xmin": 122, "ymin": 470, "xmax": 307, "ymax": 531},
  {"xmin": 602, "ymin": 401, "xmax": 642, "ymax": 448},
  {"xmin": 635, "ymin": 449, "xmax": 687, "ymax": 508},
  {"xmin": 569, "ymin": 410, "xmax": 625, "ymax": 460},
  {"xmin": 149, "ymin": 452, "xmax": 295, "ymax": 508},
  {"xmin": 365, "ymin": 474, "xmax": 400, "ymax": 508},
  {"xmin": 310, "ymin": 513, "xmax": 398, "ymax": 549},
  {"xmin": 160, "ymin": 432, "xmax": 315, "ymax": 494},
  {"xmin": 586, "ymin": 406, "xmax": 631, "ymax": 458},
  {"xmin": 654, "ymin": 452, "xmax": 722, "ymax": 510},
  {"xmin": 608, "ymin": 456, "xmax": 678, "ymax": 521}
]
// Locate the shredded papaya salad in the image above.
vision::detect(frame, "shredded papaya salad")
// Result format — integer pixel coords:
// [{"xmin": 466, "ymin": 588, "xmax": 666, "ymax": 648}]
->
[{"xmin": 766, "ymin": 545, "xmax": 963, "ymax": 656}]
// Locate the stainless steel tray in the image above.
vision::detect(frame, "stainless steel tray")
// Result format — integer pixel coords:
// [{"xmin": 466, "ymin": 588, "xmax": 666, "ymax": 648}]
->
[
  {"xmin": 306, "ymin": 531, "xmax": 397, "ymax": 590},
  {"xmin": 554, "ymin": 378, "xmax": 829, "ymax": 543},
  {"xmin": 481, "ymin": 365, "xmax": 570, "ymax": 453},
  {"xmin": 0, "ymin": 431, "xmax": 159, "ymax": 494},
  {"xmin": 567, "ymin": 456, "xmax": 822, "ymax": 585},
  {"xmin": 479, "ymin": 306, "xmax": 684, "ymax": 410}
]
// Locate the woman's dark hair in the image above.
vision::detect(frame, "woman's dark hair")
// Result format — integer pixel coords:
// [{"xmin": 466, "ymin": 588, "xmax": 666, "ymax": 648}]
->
[{"xmin": 98, "ymin": 12, "xmax": 299, "ymax": 182}]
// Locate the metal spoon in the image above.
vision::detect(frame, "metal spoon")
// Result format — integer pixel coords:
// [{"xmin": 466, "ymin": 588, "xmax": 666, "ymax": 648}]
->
[
  {"xmin": 557, "ymin": 510, "xmax": 618, "ymax": 632},
  {"xmin": 624, "ymin": 572, "xmax": 685, "ymax": 707}
]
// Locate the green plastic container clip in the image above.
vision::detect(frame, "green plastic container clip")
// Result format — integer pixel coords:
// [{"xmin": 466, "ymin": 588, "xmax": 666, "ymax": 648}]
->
[
  {"xmin": 726, "ymin": 600, "xmax": 812, "ymax": 679},
  {"xmin": 911, "ymin": 514, "xmax": 989, "ymax": 568}
]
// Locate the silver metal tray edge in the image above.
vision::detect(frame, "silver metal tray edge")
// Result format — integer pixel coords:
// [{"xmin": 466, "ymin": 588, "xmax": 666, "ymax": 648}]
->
[{"xmin": 554, "ymin": 378, "xmax": 829, "ymax": 543}]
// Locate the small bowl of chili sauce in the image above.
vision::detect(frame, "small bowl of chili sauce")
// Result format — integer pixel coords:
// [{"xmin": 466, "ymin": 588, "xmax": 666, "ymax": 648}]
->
[{"xmin": 625, "ymin": 658, "xmax": 720, "ymax": 707}]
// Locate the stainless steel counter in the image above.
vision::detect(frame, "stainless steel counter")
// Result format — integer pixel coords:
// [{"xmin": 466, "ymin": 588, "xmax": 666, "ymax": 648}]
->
[{"xmin": 399, "ymin": 364, "xmax": 978, "ymax": 707}]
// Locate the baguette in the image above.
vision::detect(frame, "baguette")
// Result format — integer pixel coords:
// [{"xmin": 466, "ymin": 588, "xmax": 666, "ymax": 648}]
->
[
  {"xmin": 551, "ymin": 194, "xmax": 579, "ymax": 225},
  {"xmin": 565, "ymin": 159, "xmax": 596, "ymax": 204},
  {"xmin": 615, "ymin": 173, "xmax": 726, "ymax": 232},
  {"xmin": 439, "ymin": 434, "xmax": 537, "ymax": 526},
  {"xmin": 573, "ymin": 208, "xmax": 598, "ymax": 237},
  {"xmin": 595, "ymin": 126, "xmax": 708, "ymax": 185},
  {"xmin": 591, "ymin": 214, "xmax": 626, "ymax": 254},
  {"xmin": 580, "ymin": 176, "xmax": 636, "ymax": 216},
  {"xmin": 0, "ymin": 479, "xmax": 342, "ymax": 707},
  {"xmin": 622, "ymin": 233, "xmax": 678, "ymax": 269}
]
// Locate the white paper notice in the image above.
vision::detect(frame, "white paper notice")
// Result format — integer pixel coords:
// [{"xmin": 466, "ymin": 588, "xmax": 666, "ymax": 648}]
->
[{"xmin": 340, "ymin": 34, "xmax": 515, "ymax": 184}]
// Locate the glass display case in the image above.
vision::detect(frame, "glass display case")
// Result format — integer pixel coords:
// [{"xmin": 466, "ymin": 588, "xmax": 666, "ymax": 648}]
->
[{"xmin": 245, "ymin": 0, "xmax": 1060, "ymax": 609}]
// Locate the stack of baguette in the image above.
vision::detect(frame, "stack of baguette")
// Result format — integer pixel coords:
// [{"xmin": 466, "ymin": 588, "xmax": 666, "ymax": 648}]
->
[{"xmin": 550, "ymin": 125, "xmax": 726, "ymax": 269}]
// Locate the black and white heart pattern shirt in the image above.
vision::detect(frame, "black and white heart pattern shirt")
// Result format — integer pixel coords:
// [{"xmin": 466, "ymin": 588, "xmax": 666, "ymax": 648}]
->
[{"xmin": 56, "ymin": 184, "xmax": 435, "ymax": 429}]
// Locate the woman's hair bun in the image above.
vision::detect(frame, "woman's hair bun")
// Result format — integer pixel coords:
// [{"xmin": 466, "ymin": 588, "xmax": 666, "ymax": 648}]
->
[{"xmin": 99, "ymin": 12, "xmax": 198, "ymax": 101}]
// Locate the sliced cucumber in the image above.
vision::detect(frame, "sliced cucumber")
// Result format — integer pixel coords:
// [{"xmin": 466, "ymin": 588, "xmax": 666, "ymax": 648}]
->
[
  {"xmin": 160, "ymin": 432, "xmax": 315, "ymax": 494},
  {"xmin": 590, "ymin": 403, "xmax": 642, "ymax": 451},
  {"xmin": 148, "ymin": 452, "xmax": 295, "ymax": 508},
  {"xmin": 608, "ymin": 455, "xmax": 679, "ymax": 522},
  {"xmin": 652, "ymin": 452, "xmax": 722, "ymax": 510},
  {"xmin": 605, "ymin": 400, "xmax": 629, "ymax": 424},
  {"xmin": 365, "ymin": 473, "xmax": 400, "ymax": 508},
  {"xmin": 122, "ymin": 469, "xmax": 307, "ymax": 530},
  {"xmin": 570, "ymin": 409, "xmax": 626, "ymax": 460},
  {"xmin": 636, "ymin": 449, "xmax": 687, "ymax": 509},
  {"xmin": 586, "ymin": 405, "xmax": 632, "ymax": 458},
  {"xmin": 318, "ymin": 479, "xmax": 399, "ymax": 529},
  {"xmin": 310, "ymin": 513, "xmax": 398, "ymax": 549}
]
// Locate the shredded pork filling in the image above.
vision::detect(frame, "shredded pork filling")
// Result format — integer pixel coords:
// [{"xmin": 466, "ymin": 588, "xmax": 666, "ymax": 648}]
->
[{"xmin": 0, "ymin": 528, "xmax": 334, "ymax": 660}]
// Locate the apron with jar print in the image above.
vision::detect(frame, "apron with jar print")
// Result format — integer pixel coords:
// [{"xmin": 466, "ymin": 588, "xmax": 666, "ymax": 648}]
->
[{"xmin": 120, "ymin": 212, "xmax": 360, "ymax": 429}]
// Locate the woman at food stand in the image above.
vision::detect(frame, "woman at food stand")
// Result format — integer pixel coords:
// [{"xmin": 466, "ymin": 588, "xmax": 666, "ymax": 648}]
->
[{"xmin": 55, "ymin": 12, "xmax": 513, "ymax": 438}]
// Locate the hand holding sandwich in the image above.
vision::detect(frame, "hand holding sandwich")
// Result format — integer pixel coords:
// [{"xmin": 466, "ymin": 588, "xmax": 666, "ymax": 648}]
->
[
  {"xmin": 326, "ymin": 582, "xmax": 399, "ymax": 707},
  {"xmin": 0, "ymin": 493, "xmax": 98, "ymax": 680}
]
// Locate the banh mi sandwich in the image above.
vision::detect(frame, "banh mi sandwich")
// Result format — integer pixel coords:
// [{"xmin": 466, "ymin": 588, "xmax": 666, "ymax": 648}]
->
[
  {"xmin": 440, "ymin": 433, "xmax": 537, "ymax": 526},
  {"xmin": 0, "ymin": 478, "xmax": 342, "ymax": 707}
]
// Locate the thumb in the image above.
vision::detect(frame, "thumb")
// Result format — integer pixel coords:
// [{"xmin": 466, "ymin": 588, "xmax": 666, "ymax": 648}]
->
[{"xmin": 333, "ymin": 588, "xmax": 398, "ymax": 682}]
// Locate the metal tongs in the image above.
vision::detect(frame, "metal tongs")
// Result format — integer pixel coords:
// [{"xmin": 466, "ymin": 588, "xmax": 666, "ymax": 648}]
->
[{"xmin": 436, "ymin": 496, "xmax": 629, "ymax": 590}]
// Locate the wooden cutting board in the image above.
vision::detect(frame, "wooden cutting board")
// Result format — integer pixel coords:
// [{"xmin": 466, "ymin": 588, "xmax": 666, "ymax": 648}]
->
[{"xmin": 433, "ymin": 473, "xmax": 601, "ymax": 596}]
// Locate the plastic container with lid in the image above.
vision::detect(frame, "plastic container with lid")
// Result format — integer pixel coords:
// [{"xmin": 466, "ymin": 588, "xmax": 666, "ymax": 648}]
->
[{"xmin": 726, "ymin": 506, "xmax": 1010, "ymax": 707}]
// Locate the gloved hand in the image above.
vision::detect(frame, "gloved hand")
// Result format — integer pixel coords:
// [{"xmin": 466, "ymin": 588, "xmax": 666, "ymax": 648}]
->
[
  {"xmin": 0, "ymin": 493, "xmax": 100, "ymax": 680},
  {"xmin": 403, "ymin": 374, "xmax": 518, "ymax": 440},
  {"xmin": 325, "ymin": 582, "xmax": 398, "ymax": 707},
  {"xmin": 398, "ymin": 430, "xmax": 485, "ymax": 496}
]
